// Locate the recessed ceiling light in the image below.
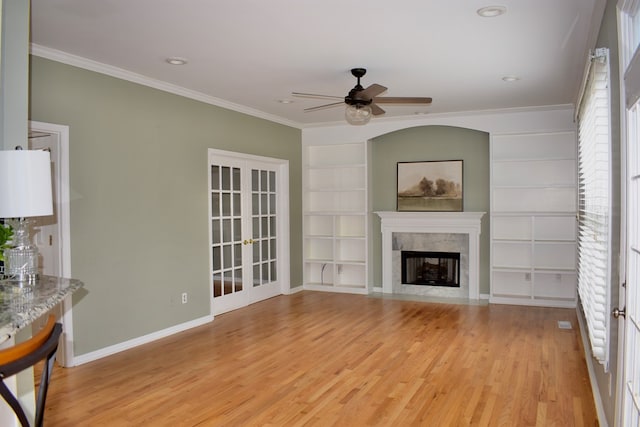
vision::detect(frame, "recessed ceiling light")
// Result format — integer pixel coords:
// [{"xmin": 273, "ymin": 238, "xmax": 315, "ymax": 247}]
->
[
  {"xmin": 502, "ymin": 75, "xmax": 520, "ymax": 82},
  {"xmin": 278, "ymin": 99, "xmax": 294, "ymax": 104},
  {"xmin": 166, "ymin": 57, "xmax": 187, "ymax": 65},
  {"xmin": 477, "ymin": 6, "xmax": 507, "ymax": 17}
]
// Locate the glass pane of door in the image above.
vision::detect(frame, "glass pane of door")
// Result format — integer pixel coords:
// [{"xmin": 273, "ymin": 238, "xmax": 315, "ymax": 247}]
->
[
  {"xmin": 251, "ymin": 168, "xmax": 277, "ymax": 287},
  {"xmin": 211, "ymin": 164, "xmax": 243, "ymax": 299}
]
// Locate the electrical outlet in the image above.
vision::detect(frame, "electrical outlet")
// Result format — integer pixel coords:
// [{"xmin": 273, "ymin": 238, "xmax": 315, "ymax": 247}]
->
[{"xmin": 181, "ymin": 292, "xmax": 188, "ymax": 304}]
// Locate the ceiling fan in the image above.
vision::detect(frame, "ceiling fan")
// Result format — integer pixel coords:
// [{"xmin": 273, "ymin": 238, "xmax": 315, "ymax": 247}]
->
[{"xmin": 292, "ymin": 68, "xmax": 432, "ymax": 125}]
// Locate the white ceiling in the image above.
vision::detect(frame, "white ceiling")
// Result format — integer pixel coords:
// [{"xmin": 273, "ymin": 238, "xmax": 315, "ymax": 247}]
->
[{"xmin": 30, "ymin": 0, "xmax": 605, "ymax": 128}]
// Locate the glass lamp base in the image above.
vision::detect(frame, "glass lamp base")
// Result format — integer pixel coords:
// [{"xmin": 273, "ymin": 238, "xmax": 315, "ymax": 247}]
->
[
  {"xmin": 5, "ymin": 245, "xmax": 39, "ymax": 284},
  {"xmin": 4, "ymin": 219, "xmax": 40, "ymax": 284}
]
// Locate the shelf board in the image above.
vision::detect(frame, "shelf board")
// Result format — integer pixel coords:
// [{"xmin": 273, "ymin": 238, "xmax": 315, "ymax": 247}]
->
[
  {"xmin": 491, "ymin": 211, "xmax": 577, "ymax": 216},
  {"xmin": 492, "ymin": 157, "xmax": 576, "ymax": 163},
  {"xmin": 304, "ymin": 212, "xmax": 367, "ymax": 216},
  {"xmin": 491, "ymin": 212, "xmax": 577, "ymax": 217},
  {"xmin": 533, "ymin": 267, "xmax": 576, "ymax": 273},
  {"xmin": 305, "ymin": 235, "xmax": 333, "ymax": 239},
  {"xmin": 493, "ymin": 239, "xmax": 575, "ymax": 244},
  {"xmin": 336, "ymin": 259, "xmax": 366, "ymax": 265},
  {"xmin": 492, "ymin": 184, "xmax": 576, "ymax": 189},
  {"xmin": 306, "ymin": 187, "xmax": 366, "ymax": 192},
  {"xmin": 493, "ymin": 266, "xmax": 532, "ymax": 272},
  {"xmin": 306, "ymin": 163, "xmax": 366, "ymax": 170},
  {"xmin": 304, "ymin": 258, "xmax": 334, "ymax": 263},
  {"xmin": 304, "ymin": 210, "xmax": 367, "ymax": 215}
]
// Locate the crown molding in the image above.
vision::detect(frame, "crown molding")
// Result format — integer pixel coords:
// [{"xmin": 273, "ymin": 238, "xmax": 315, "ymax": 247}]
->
[{"xmin": 30, "ymin": 44, "xmax": 303, "ymax": 130}]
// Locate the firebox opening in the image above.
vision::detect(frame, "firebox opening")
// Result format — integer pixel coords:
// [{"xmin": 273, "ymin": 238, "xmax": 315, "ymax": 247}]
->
[{"xmin": 401, "ymin": 250, "xmax": 460, "ymax": 287}]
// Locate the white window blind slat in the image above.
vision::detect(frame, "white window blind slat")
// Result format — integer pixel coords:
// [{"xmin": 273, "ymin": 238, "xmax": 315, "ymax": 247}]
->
[{"xmin": 577, "ymin": 47, "xmax": 612, "ymax": 368}]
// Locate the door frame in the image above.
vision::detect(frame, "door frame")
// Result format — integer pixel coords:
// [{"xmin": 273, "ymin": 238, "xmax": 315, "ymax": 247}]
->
[
  {"xmin": 28, "ymin": 120, "xmax": 75, "ymax": 367},
  {"xmin": 207, "ymin": 148, "xmax": 291, "ymax": 316}
]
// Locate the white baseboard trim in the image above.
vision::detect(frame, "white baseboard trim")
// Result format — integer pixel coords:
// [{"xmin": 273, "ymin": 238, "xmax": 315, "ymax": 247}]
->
[
  {"xmin": 370, "ymin": 287, "xmax": 488, "ymax": 300},
  {"xmin": 303, "ymin": 284, "xmax": 368, "ymax": 295},
  {"xmin": 576, "ymin": 308, "xmax": 609, "ymax": 427},
  {"xmin": 72, "ymin": 315, "xmax": 214, "ymax": 366},
  {"xmin": 287, "ymin": 285, "xmax": 305, "ymax": 294},
  {"xmin": 490, "ymin": 296, "xmax": 576, "ymax": 308}
]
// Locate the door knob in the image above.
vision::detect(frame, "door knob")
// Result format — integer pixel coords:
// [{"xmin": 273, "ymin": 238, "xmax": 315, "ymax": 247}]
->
[
  {"xmin": 612, "ymin": 307, "xmax": 626, "ymax": 319},
  {"xmin": 243, "ymin": 239, "xmax": 255, "ymax": 245}
]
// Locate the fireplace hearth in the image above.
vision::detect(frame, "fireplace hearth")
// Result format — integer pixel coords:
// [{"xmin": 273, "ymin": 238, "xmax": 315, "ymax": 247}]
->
[{"xmin": 402, "ymin": 251, "xmax": 460, "ymax": 287}]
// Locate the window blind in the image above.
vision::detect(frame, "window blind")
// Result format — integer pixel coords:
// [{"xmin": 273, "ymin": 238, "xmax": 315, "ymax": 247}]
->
[{"xmin": 577, "ymin": 47, "xmax": 612, "ymax": 366}]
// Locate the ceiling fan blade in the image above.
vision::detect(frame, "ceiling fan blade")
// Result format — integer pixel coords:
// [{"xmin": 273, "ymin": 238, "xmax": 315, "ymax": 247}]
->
[
  {"xmin": 304, "ymin": 101, "xmax": 344, "ymax": 112},
  {"xmin": 360, "ymin": 84, "xmax": 387, "ymax": 99},
  {"xmin": 292, "ymin": 92, "xmax": 343, "ymax": 100},
  {"xmin": 374, "ymin": 96, "xmax": 432, "ymax": 104},
  {"xmin": 371, "ymin": 103, "xmax": 386, "ymax": 116}
]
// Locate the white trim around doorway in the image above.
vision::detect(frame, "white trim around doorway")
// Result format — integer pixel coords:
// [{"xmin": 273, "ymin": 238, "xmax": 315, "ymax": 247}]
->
[{"xmin": 29, "ymin": 120, "xmax": 75, "ymax": 366}]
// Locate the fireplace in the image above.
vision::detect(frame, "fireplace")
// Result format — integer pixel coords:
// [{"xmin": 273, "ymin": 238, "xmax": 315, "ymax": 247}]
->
[
  {"xmin": 376, "ymin": 211, "xmax": 485, "ymax": 299},
  {"xmin": 402, "ymin": 251, "xmax": 460, "ymax": 287}
]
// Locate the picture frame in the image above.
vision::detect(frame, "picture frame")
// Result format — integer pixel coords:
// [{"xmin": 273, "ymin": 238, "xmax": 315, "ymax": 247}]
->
[{"xmin": 397, "ymin": 160, "xmax": 463, "ymax": 212}]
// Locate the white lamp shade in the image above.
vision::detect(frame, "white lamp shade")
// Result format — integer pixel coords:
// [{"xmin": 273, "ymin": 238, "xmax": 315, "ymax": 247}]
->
[{"xmin": 0, "ymin": 150, "xmax": 53, "ymax": 218}]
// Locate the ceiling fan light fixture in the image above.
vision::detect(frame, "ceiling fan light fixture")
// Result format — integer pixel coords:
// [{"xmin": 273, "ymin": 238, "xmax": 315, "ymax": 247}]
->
[{"xmin": 345, "ymin": 104, "xmax": 372, "ymax": 125}]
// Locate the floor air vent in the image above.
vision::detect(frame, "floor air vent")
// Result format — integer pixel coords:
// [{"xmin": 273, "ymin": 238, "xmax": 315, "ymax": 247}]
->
[{"xmin": 557, "ymin": 320, "xmax": 572, "ymax": 329}]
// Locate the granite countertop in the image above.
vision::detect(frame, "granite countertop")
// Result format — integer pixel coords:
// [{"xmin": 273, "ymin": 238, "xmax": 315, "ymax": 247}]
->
[{"xmin": 0, "ymin": 275, "xmax": 84, "ymax": 341}]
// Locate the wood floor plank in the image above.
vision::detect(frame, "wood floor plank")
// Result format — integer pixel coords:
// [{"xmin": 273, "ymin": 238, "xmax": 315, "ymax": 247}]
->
[{"xmin": 39, "ymin": 292, "xmax": 598, "ymax": 426}]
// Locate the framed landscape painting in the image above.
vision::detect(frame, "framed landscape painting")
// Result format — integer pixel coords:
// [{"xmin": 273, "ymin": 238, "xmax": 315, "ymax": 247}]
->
[{"xmin": 397, "ymin": 160, "xmax": 463, "ymax": 212}]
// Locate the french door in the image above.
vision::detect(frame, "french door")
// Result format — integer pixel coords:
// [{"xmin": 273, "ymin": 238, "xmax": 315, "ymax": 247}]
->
[
  {"xmin": 618, "ymin": 1, "xmax": 640, "ymax": 424},
  {"xmin": 208, "ymin": 149, "xmax": 289, "ymax": 315},
  {"xmin": 620, "ymin": 97, "xmax": 640, "ymax": 427},
  {"xmin": 622, "ymin": 101, "xmax": 639, "ymax": 425}
]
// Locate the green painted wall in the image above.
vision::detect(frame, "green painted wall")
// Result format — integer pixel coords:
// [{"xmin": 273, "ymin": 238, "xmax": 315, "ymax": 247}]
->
[
  {"xmin": 370, "ymin": 126, "xmax": 490, "ymax": 294},
  {"xmin": 29, "ymin": 56, "xmax": 302, "ymax": 356},
  {"xmin": 1, "ymin": 0, "xmax": 29, "ymax": 149}
]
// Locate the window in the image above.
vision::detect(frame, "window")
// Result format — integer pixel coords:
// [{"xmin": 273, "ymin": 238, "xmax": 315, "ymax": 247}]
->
[{"xmin": 576, "ymin": 47, "xmax": 612, "ymax": 367}]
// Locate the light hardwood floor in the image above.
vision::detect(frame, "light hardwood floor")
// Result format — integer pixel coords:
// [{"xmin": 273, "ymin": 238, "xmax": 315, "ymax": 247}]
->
[{"xmin": 43, "ymin": 292, "xmax": 598, "ymax": 426}]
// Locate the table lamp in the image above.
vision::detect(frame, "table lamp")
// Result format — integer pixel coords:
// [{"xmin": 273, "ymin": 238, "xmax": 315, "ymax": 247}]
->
[{"xmin": 0, "ymin": 149, "xmax": 53, "ymax": 284}]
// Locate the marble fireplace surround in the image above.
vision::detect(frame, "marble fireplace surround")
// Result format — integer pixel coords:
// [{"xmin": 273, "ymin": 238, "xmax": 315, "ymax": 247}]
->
[{"xmin": 377, "ymin": 211, "xmax": 485, "ymax": 299}]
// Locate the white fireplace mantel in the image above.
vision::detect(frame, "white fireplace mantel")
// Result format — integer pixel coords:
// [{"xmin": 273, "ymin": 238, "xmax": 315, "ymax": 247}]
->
[{"xmin": 376, "ymin": 211, "xmax": 485, "ymax": 299}]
